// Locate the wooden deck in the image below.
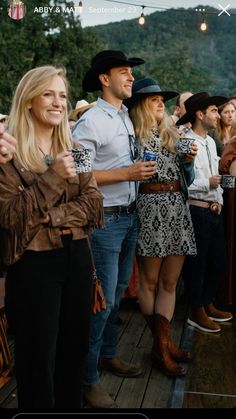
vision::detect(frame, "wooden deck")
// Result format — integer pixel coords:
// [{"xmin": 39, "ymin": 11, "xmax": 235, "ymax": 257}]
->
[
  {"xmin": 1, "ymin": 280, "xmax": 236, "ymax": 410},
  {"xmin": 0, "ymin": 282, "xmax": 189, "ymax": 409}
]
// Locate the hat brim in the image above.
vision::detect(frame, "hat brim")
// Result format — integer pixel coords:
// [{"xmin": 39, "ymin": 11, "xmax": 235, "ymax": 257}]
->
[
  {"xmin": 69, "ymin": 103, "xmax": 95, "ymax": 120},
  {"xmin": 125, "ymin": 89, "xmax": 178, "ymax": 110},
  {"xmin": 83, "ymin": 57, "xmax": 144, "ymax": 92},
  {"xmin": 176, "ymin": 96, "xmax": 228, "ymax": 126}
]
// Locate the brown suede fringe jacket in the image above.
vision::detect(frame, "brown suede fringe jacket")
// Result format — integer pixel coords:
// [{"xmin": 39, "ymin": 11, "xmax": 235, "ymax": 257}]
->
[{"xmin": 0, "ymin": 158, "xmax": 104, "ymax": 267}]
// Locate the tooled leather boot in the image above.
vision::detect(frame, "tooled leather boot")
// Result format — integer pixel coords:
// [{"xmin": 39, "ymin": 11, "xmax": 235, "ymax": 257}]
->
[
  {"xmin": 151, "ymin": 313, "xmax": 186, "ymax": 376},
  {"xmin": 168, "ymin": 336, "xmax": 192, "ymax": 362},
  {"xmin": 167, "ymin": 318, "xmax": 192, "ymax": 362},
  {"xmin": 144, "ymin": 313, "xmax": 191, "ymax": 361}
]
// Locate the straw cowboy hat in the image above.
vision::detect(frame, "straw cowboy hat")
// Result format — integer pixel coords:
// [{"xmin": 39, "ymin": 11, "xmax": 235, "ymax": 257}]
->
[
  {"xmin": 176, "ymin": 92, "xmax": 228, "ymax": 126},
  {"xmin": 124, "ymin": 77, "xmax": 179, "ymax": 109},
  {"xmin": 82, "ymin": 50, "xmax": 145, "ymax": 92},
  {"xmin": 69, "ymin": 100, "xmax": 95, "ymax": 120},
  {"xmin": 0, "ymin": 113, "xmax": 8, "ymax": 121}
]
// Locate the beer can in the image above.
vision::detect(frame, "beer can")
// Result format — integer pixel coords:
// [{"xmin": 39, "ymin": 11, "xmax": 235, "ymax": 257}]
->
[{"xmin": 143, "ymin": 151, "xmax": 157, "ymax": 162}]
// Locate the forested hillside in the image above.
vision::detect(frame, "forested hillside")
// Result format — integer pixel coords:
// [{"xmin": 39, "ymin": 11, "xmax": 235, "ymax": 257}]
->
[
  {"xmin": 0, "ymin": 2, "xmax": 235, "ymax": 113},
  {"xmin": 0, "ymin": 0, "xmax": 107, "ymax": 112},
  {"xmin": 94, "ymin": 7, "xmax": 236, "ymax": 97}
]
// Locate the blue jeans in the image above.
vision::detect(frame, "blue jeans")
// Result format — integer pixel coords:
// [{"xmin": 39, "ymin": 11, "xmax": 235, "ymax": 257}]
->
[{"xmin": 84, "ymin": 211, "xmax": 139, "ymax": 385}]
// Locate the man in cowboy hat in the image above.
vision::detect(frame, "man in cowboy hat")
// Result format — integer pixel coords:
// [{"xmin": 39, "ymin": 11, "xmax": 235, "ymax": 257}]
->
[
  {"xmin": 0, "ymin": 120, "xmax": 16, "ymax": 164},
  {"xmin": 177, "ymin": 92, "xmax": 233, "ymax": 333},
  {"xmin": 72, "ymin": 50, "xmax": 157, "ymax": 408}
]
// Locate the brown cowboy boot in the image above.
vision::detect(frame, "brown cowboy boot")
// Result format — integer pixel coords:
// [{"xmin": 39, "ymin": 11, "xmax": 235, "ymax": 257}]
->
[
  {"xmin": 144, "ymin": 313, "xmax": 191, "ymax": 361},
  {"xmin": 167, "ymin": 318, "xmax": 192, "ymax": 362},
  {"xmin": 151, "ymin": 313, "xmax": 186, "ymax": 376}
]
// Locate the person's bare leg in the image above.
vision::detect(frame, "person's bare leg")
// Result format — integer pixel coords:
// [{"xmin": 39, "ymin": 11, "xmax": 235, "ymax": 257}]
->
[
  {"xmin": 156, "ymin": 255, "xmax": 185, "ymax": 320},
  {"xmin": 137, "ymin": 255, "xmax": 162, "ymax": 315}
]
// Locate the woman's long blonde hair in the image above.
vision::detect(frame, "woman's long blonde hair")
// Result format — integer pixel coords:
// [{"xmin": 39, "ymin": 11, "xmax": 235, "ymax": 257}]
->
[
  {"xmin": 129, "ymin": 96, "xmax": 178, "ymax": 152},
  {"xmin": 8, "ymin": 65, "xmax": 72, "ymax": 173},
  {"xmin": 216, "ymin": 101, "xmax": 236, "ymax": 145}
]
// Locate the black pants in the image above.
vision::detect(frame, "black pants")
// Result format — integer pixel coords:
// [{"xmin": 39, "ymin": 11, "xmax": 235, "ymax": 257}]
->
[
  {"xmin": 5, "ymin": 237, "xmax": 92, "ymax": 409},
  {"xmin": 182, "ymin": 206, "xmax": 227, "ymax": 310}
]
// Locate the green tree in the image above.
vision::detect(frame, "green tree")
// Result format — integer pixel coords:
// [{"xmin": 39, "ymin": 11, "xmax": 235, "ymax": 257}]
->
[{"xmin": 0, "ymin": 0, "xmax": 105, "ymax": 111}]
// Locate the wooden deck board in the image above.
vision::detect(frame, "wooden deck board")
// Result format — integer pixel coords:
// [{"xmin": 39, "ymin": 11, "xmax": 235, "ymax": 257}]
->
[
  {"xmin": 0, "ymin": 289, "xmax": 188, "ymax": 409},
  {"xmin": 0, "ymin": 378, "xmax": 17, "ymax": 408},
  {"xmin": 182, "ymin": 318, "xmax": 236, "ymax": 408},
  {"xmin": 2, "ymin": 275, "xmax": 236, "ymax": 409}
]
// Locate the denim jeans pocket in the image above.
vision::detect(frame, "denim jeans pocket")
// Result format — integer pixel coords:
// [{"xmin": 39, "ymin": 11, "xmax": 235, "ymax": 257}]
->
[{"xmin": 104, "ymin": 212, "xmax": 120, "ymax": 226}]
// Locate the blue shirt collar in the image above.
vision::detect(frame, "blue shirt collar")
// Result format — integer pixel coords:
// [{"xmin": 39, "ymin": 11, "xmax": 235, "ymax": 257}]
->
[{"xmin": 97, "ymin": 97, "xmax": 128, "ymax": 118}]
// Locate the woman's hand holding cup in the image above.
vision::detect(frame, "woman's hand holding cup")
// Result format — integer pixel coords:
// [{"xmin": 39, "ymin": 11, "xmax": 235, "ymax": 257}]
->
[{"xmin": 52, "ymin": 151, "xmax": 76, "ymax": 179}]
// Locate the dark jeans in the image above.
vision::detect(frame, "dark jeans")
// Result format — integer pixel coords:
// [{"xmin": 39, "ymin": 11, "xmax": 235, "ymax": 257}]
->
[
  {"xmin": 5, "ymin": 237, "xmax": 92, "ymax": 409},
  {"xmin": 182, "ymin": 206, "xmax": 227, "ymax": 310}
]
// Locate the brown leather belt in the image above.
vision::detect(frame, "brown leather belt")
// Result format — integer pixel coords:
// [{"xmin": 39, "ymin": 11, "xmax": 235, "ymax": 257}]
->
[
  {"xmin": 189, "ymin": 199, "xmax": 222, "ymax": 214},
  {"xmin": 59, "ymin": 228, "xmax": 73, "ymax": 236},
  {"xmin": 139, "ymin": 180, "xmax": 180, "ymax": 194}
]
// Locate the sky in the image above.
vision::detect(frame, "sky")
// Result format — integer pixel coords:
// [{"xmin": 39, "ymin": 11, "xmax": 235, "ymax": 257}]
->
[{"xmin": 76, "ymin": 0, "xmax": 231, "ymax": 27}]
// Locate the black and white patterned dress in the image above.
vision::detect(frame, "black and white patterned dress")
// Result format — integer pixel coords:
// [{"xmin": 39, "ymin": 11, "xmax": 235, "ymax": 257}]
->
[{"xmin": 137, "ymin": 131, "xmax": 196, "ymax": 257}]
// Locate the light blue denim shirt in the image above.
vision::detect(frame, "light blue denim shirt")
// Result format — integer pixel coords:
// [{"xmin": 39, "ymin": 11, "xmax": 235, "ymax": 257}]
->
[{"xmin": 72, "ymin": 97, "xmax": 136, "ymax": 207}]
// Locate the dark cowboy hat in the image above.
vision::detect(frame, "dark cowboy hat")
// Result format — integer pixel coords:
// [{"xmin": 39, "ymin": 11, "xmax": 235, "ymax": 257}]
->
[
  {"xmin": 176, "ymin": 92, "xmax": 228, "ymax": 126},
  {"xmin": 124, "ymin": 77, "xmax": 179, "ymax": 109},
  {"xmin": 82, "ymin": 50, "xmax": 145, "ymax": 92}
]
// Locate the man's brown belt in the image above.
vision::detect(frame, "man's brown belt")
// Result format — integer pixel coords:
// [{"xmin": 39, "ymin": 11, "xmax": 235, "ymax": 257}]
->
[{"xmin": 188, "ymin": 199, "xmax": 222, "ymax": 214}]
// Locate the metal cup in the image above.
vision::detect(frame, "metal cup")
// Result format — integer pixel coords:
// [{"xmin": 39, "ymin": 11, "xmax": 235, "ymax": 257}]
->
[
  {"xmin": 71, "ymin": 147, "xmax": 92, "ymax": 173},
  {"xmin": 221, "ymin": 174, "xmax": 235, "ymax": 188},
  {"xmin": 175, "ymin": 138, "xmax": 195, "ymax": 154}
]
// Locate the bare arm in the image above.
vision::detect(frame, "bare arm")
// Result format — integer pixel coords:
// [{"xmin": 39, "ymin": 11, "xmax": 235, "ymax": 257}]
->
[{"xmin": 93, "ymin": 161, "xmax": 157, "ymax": 185}]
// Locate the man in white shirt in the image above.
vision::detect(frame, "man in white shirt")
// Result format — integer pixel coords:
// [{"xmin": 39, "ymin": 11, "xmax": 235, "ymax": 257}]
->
[{"xmin": 177, "ymin": 92, "xmax": 233, "ymax": 333}]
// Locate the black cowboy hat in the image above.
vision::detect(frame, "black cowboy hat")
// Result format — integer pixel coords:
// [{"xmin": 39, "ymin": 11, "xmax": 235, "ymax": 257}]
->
[
  {"xmin": 124, "ymin": 77, "xmax": 179, "ymax": 109},
  {"xmin": 176, "ymin": 92, "xmax": 228, "ymax": 126},
  {"xmin": 82, "ymin": 50, "xmax": 145, "ymax": 92}
]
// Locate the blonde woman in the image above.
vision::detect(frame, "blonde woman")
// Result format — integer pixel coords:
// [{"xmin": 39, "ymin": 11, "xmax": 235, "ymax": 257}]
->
[
  {"xmin": 0, "ymin": 66, "xmax": 103, "ymax": 408},
  {"xmin": 127, "ymin": 77, "xmax": 197, "ymax": 376},
  {"xmin": 216, "ymin": 101, "xmax": 236, "ymax": 146}
]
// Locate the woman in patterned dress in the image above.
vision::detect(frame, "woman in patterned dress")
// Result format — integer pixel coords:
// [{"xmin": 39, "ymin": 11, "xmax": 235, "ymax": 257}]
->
[{"xmin": 127, "ymin": 77, "xmax": 197, "ymax": 376}]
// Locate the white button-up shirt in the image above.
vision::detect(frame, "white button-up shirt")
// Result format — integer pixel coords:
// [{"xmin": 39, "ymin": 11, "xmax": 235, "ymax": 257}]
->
[{"xmin": 187, "ymin": 129, "xmax": 223, "ymax": 205}]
